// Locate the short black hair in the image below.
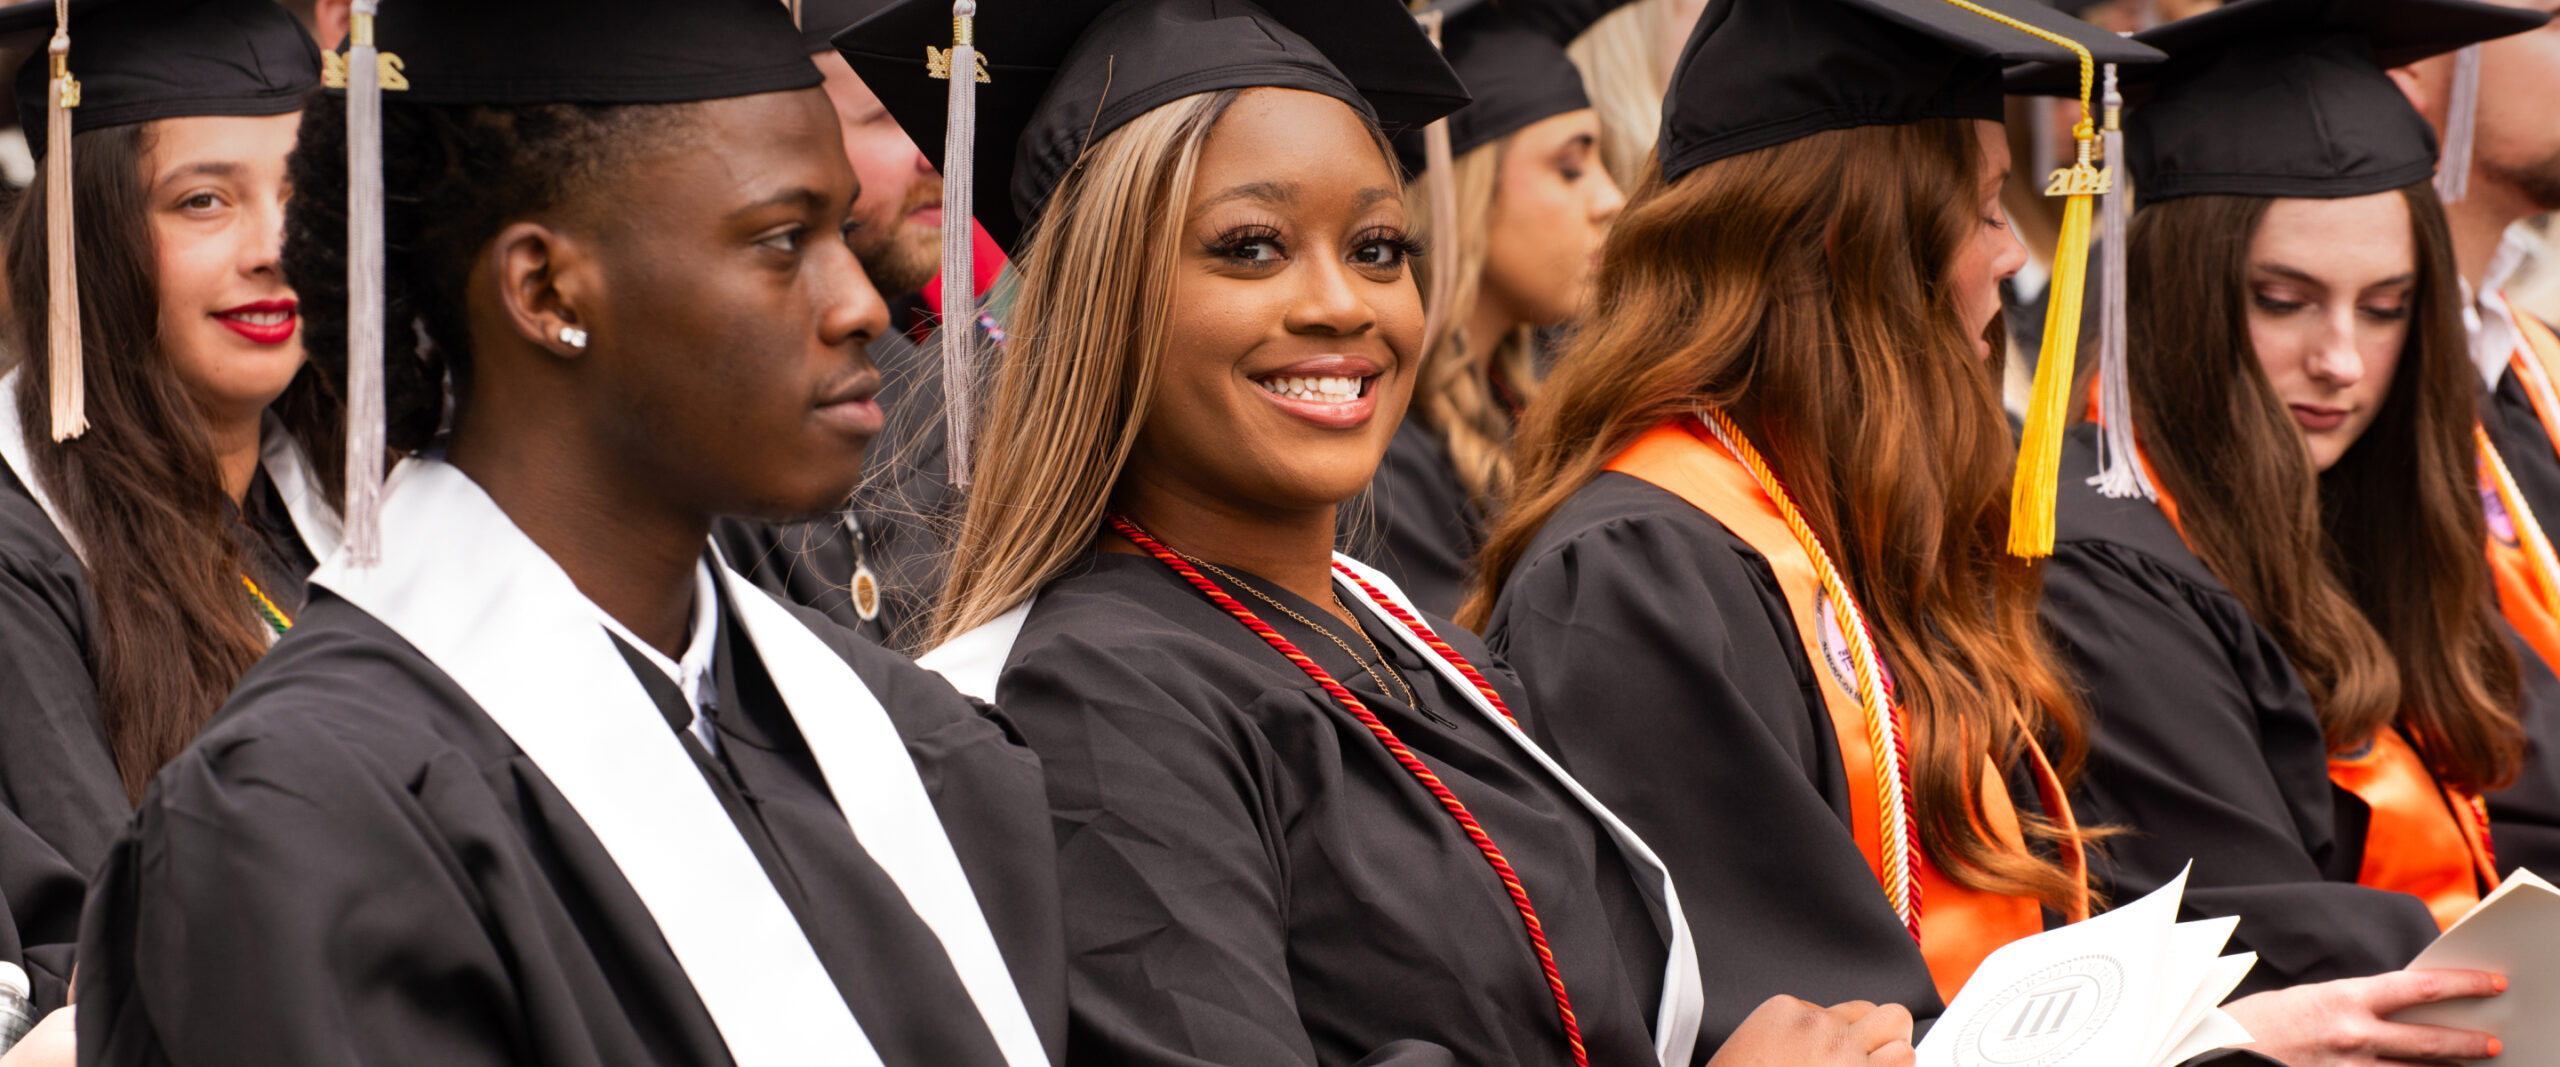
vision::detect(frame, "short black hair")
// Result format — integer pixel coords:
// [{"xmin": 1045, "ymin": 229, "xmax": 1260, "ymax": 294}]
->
[{"xmin": 283, "ymin": 92, "xmax": 693, "ymax": 453}]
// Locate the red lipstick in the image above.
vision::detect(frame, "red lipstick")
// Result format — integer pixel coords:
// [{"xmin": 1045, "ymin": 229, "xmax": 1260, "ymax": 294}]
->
[{"xmin": 212, "ymin": 298, "xmax": 298, "ymax": 346}]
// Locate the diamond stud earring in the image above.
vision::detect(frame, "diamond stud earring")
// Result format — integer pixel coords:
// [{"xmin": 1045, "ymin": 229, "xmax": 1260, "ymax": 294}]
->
[{"xmin": 558, "ymin": 325, "xmax": 588, "ymax": 350}]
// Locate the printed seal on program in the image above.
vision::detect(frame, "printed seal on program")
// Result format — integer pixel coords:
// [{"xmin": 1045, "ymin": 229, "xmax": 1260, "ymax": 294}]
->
[{"xmin": 1951, "ymin": 954, "xmax": 2123, "ymax": 1067}]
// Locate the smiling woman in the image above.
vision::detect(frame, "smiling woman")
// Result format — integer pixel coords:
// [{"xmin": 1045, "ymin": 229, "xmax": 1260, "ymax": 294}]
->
[
  {"xmin": 0, "ymin": 0, "xmax": 334, "ymax": 1029},
  {"xmin": 863, "ymin": 1, "xmax": 1917, "ymax": 1063}
]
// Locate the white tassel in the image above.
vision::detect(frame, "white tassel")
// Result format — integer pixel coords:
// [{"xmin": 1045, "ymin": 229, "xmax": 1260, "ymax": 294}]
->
[
  {"xmin": 939, "ymin": 2, "xmax": 979, "ymax": 489},
  {"xmin": 44, "ymin": 0, "xmax": 83, "ymax": 442},
  {"xmin": 344, "ymin": 0, "xmax": 387, "ymax": 565},
  {"xmin": 2437, "ymin": 45, "xmax": 2482, "ymax": 204},
  {"xmin": 2090, "ymin": 64, "xmax": 2153, "ymax": 501}
]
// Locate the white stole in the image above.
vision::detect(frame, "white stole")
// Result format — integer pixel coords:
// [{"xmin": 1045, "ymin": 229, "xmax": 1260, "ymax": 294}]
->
[
  {"xmin": 922, "ymin": 554, "xmax": 1707, "ymax": 1067},
  {"xmin": 0, "ymin": 369, "xmax": 343, "ymax": 567},
  {"xmin": 314, "ymin": 459, "xmax": 1045, "ymax": 1067}
]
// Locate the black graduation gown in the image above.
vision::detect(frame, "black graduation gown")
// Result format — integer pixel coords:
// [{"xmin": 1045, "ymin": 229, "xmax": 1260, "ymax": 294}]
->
[
  {"xmin": 2037, "ymin": 426, "xmax": 2451, "ymax": 992},
  {"xmin": 0, "ymin": 462, "xmax": 314, "ymax": 1014},
  {"xmin": 993, "ymin": 551, "xmax": 1672, "ymax": 1067},
  {"xmin": 716, "ymin": 327, "xmax": 958, "ymax": 652},
  {"xmin": 2473, "ymin": 355, "xmax": 2560, "ymax": 876},
  {"xmin": 1341, "ymin": 419, "xmax": 1483, "ymax": 620},
  {"xmin": 1482, "ymin": 472, "xmax": 1984, "ymax": 1047},
  {"xmin": 2483, "ymin": 354, "xmax": 2560, "ymax": 551},
  {"xmin": 74, "ymin": 585, "xmax": 1068, "ymax": 1066}
]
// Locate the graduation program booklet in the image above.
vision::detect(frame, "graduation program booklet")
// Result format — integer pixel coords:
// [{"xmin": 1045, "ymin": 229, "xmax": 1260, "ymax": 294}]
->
[
  {"xmin": 1916, "ymin": 867, "xmax": 2257, "ymax": 1067},
  {"xmin": 2387, "ymin": 868, "xmax": 2560, "ymax": 1065}
]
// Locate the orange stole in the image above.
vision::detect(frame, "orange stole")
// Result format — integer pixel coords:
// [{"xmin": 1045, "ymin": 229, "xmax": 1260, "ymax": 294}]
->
[
  {"xmin": 2487, "ymin": 309, "xmax": 2560, "ymax": 674},
  {"xmin": 2141, "ymin": 456, "xmax": 2499, "ymax": 930},
  {"xmin": 1606, "ymin": 419, "xmax": 2086, "ymax": 1001}
]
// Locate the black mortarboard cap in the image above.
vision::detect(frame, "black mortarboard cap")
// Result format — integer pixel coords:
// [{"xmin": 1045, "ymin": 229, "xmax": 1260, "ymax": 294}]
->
[
  {"xmin": 372, "ymin": 0, "xmax": 820, "ymax": 107},
  {"xmin": 0, "ymin": 0, "xmax": 318, "ymax": 152},
  {"xmin": 1658, "ymin": 0, "xmax": 2160, "ymax": 184},
  {"xmin": 2009, "ymin": 0, "xmax": 2548, "ymax": 204},
  {"xmin": 1394, "ymin": 0, "xmax": 1634, "ymax": 175},
  {"xmin": 798, "ymin": 0, "xmax": 886, "ymax": 55},
  {"xmin": 837, "ymin": 0, "xmax": 1470, "ymax": 251}
]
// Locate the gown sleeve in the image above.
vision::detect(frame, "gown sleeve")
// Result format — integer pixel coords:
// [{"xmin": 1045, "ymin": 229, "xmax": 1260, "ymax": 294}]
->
[
  {"xmin": 1000, "ymin": 633, "xmax": 1454, "ymax": 1067},
  {"xmin": 0, "ymin": 537, "xmax": 124, "ymax": 1013},
  {"xmin": 2038, "ymin": 539, "xmax": 2442, "ymax": 990},
  {"xmin": 1481, "ymin": 484, "xmax": 1944, "ymax": 1049},
  {"xmin": 2487, "ymin": 626, "xmax": 2560, "ymax": 877},
  {"xmin": 78, "ymin": 723, "xmax": 548, "ymax": 1067}
]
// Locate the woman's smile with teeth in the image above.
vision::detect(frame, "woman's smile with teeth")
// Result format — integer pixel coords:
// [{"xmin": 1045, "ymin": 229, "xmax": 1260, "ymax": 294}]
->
[{"xmin": 1257, "ymin": 375, "xmax": 1364, "ymax": 402}]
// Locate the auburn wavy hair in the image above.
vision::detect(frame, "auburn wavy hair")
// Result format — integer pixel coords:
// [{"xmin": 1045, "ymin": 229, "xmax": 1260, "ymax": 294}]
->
[
  {"xmin": 2127, "ymin": 188, "xmax": 2522, "ymax": 791},
  {"xmin": 1467, "ymin": 119, "xmax": 2089, "ymax": 911}
]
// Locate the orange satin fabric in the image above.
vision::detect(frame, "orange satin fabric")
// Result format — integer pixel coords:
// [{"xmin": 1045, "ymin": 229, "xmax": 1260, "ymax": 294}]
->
[
  {"xmin": 1607, "ymin": 419, "xmax": 2086, "ymax": 1000},
  {"xmin": 2490, "ymin": 310, "xmax": 2560, "ymax": 673},
  {"xmin": 2132, "ymin": 449, "xmax": 2498, "ymax": 928}
]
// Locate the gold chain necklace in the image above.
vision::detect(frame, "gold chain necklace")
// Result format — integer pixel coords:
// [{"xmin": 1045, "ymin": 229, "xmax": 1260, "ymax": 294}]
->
[{"xmin": 1178, "ymin": 551, "xmax": 1444, "ymax": 725}]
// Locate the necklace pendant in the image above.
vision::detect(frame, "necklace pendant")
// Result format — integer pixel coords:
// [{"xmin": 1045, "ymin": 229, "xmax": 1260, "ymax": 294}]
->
[{"xmin": 852, "ymin": 562, "xmax": 882, "ymax": 622}]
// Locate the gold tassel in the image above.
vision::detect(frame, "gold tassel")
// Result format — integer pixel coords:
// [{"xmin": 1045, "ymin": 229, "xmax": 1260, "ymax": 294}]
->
[
  {"xmin": 2008, "ymin": 170, "xmax": 2096, "ymax": 557},
  {"xmin": 44, "ymin": 1, "xmax": 83, "ymax": 442}
]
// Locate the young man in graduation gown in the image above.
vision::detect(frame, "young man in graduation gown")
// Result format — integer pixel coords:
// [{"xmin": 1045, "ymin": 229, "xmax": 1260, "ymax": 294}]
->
[
  {"xmin": 712, "ymin": 0, "xmax": 1002, "ymax": 652},
  {"xmin": 71, "ymin": 2, "xmax": 1065, "ymax": 1065}
]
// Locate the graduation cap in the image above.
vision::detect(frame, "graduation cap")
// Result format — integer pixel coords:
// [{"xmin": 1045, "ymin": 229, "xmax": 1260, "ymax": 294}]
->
[
  {"xmin": 326, "ymin": 0, "xmax": 820, "ymax": 566},
  {"xmin": 1393, "ymin": 0, "xmax": 1632, "ymax": 174},
  {"xmin": 1657, "ymin": 0, "xmax": 2158, "ymax": 184},
  {"xmin": 836, "ymin": 0, "xmax": 1467, "ymax": 489},
  {"xmin": 797, "ymin": 0, "xmax": 885, "ymax": 55},
  {"xmin": 0, "ymin": 0, "xmax": 320, "ymax": 443},
  {"xmin": 2007, "ymin": 0, "xmax": 2546, "ymax": 502}
]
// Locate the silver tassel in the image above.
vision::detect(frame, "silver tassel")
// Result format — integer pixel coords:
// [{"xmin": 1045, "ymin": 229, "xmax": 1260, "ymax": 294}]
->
[
  {"xmin": 2437, "ymin": 45, "xmax": 2482, "ymax": 204},
  {"xmin": 2090, "ymin": 64, "xmax": 2152, "ymax": 500},
  {"xmin": 344, "ymin": 0, "xmax": 387, "ymax": 564},
  {"xmin": 939, "ymin": 2, "xmax": 980, "ymax": 488}
]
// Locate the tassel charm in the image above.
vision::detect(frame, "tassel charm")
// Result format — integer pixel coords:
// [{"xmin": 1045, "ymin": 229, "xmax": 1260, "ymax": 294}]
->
[
  {"xmin": 44, "ymin": 2, "xmax": 84, "ymax": 442},
  {"xmin": 2088, "ymin": 64, "xmax": 2152, "ymax": 501},
  {"xmin": 2437, "ymin": 45, "xmax": 2482, "ymax": 204},
  {"xmin": 343, "ymin": 1, "xmax": 387, "ymax": 565},
  {"xmin": 934, "ymin": 2, "xmax": 982, "ymax": 488}
]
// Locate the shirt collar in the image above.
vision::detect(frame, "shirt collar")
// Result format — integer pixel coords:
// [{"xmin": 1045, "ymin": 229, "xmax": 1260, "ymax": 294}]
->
[
  {"xmin": 2470, "ymin": 228, "xmax": 2536, "ymax": 389},
  {"xmin": 592, "ymin": 559, "xmax": 722, "ymax": 715}
]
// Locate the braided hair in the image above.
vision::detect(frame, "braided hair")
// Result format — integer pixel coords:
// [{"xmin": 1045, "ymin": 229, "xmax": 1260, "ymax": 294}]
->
[{"xmin": 283, "ymin": 93, "xmax": 696, "ymax": 458}]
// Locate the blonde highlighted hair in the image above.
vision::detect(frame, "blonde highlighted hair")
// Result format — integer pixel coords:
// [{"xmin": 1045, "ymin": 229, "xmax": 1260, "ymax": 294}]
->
[{"xmin": 1408, "ymin": 139, "xmax": 1538, "ymax": 508}]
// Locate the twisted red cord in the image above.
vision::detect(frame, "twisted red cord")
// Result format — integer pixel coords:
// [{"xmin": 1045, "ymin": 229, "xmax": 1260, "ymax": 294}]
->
[
  {"xmin": 1108, "ymin": 515, "xmax": 1590, "ymax": 1067},
  {"xmin": 1330, "ymin": 565, "xmax": 1518, "ymax": 728}
]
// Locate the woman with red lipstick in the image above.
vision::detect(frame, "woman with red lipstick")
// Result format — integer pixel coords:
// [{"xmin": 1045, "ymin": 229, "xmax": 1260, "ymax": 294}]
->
[
  {"xmin": 0, "ymin": 0, "xmax": 335, "ymax": 1023},
  {"xmin": 857, "ymin": 0, "xmax": 1911, "ymax": 1064},
  {"xmin": 1345, "ymin": 0, "xmax": 1626, "ymax": 618},
  {"xmin": 2020, "ymin": 0, "xmax": 2560, "ymax": 1032}
]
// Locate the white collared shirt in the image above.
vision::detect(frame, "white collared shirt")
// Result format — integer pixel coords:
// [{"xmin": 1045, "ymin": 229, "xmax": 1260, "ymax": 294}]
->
[
  {"xmin": 2471, "ymin": 228, "xmax": 2536, "ymax": 389},
  {"xmin": 593, "ymin": 561, "xmax": 723, "ymax": 754}
]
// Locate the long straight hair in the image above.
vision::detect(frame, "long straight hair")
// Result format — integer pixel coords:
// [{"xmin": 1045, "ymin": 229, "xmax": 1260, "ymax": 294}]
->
[
  {"xmin": 5, "ymin": 122, "xmax": 335, "ymax": 801},
  {"xmin": 930, "ymin": 91, "xmax": 1242, "ymax": 646},
  {"xmin": 2128, "ymin": 187, "xmax": 2523, "ymax": 790},
  {"xmin": 1471, "ymin": 120, "xmax": 2089, "ymax": 911},
  {"xmin": 1408, "ymin": 138, "xmax": 1536, "ymax": 508}
]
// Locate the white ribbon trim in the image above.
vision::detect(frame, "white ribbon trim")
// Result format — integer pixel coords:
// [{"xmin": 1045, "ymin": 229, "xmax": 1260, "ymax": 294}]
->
[
  {"xmin": 1331, "ymin": 553, "xmax": 1706, "ymax": 1067},
  {"xmin": 316, "ymin": 460, "xmax": 880, "ymax": 1067},
  {"xmin": 0, "ymin": 369, "xmax": 78, "ymax": 561}
]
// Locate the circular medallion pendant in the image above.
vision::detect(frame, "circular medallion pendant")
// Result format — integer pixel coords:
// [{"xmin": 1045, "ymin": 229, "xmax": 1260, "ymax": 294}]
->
[{"xmin": 852, "ymin": 563, "xmax": 882, "ymax": 622}]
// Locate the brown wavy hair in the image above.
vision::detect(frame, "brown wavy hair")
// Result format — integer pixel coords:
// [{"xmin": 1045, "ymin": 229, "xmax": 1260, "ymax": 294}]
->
[
  {"xmin": 7, "ymin": 122, "xmax": 339, "ymax": 802},
  {"xmin": 2127, "ymin": 188, "xmax": 2523, "ymax": 791},
  {"xmin": 1467, "ymin": 119, "xmax": 2089, "ymax": 911},
  {"xmin": 1408, "ymin": 138, "xmax": 1536, "ymax": 509}
]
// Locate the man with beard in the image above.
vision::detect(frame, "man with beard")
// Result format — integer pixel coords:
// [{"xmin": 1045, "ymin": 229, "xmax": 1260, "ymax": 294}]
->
[
  {"xmin": 715, "ymin": 0, "xmax": 1007, "ymax": 651},
  {"xmin": 2397, "ymin": 10, "xmax": 2560, "ymax": 531}
]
